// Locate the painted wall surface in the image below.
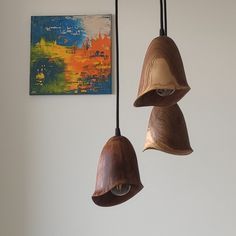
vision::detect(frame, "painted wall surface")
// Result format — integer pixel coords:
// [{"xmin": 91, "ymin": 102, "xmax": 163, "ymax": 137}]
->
[{"xmin": 0, "ymin": 0, "xmax": 236, "ymax": 236}]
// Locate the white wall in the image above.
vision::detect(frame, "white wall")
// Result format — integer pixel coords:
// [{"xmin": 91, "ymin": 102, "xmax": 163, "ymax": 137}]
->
[{"xmin": 1, "ymin": 0, "xmax": 236, "ymax": 235}]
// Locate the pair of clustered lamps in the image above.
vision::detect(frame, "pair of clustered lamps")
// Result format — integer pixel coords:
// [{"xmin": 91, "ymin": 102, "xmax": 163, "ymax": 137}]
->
[{"xmin": 92, "ymin": 0, "xmax": 193, "ymax": 207}]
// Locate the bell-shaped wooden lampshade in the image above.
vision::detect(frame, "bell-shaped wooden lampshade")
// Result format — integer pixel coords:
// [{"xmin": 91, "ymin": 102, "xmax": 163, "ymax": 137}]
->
[
  {"xmin": 144, "ymin": 104, "xmax": 193, "ymax": 155},
  {"xmin": 134, "ymin": 36, "xmax": 190, "ymax": 107},
  {"xmin": 92, "ymin": 0, "xmax": 143, "ymax": 207},
  {"xmin": 92, "ymin": 136, "xmax": 143, "ymax": 207}
]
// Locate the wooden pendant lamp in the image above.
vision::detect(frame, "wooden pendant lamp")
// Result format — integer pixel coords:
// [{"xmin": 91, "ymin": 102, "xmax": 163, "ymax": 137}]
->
[
  {"xmin": 92, "ymin": 136, "xmax": 143, "ymax": 207},
  {"xmin": 92, "ymin": 0, "xmax": 143, "ymax": 207},
  {"xmin": 134, "ymin": 0, "xmax": 190, "ymax": 107},
  {"xmin": 144, "ymin": 104, "xmax": 193, "ymax": 155}
]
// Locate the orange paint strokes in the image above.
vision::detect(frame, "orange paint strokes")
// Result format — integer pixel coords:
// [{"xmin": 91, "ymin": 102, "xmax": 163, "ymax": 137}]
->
[
  {"xmin": 72, "ymin": 34, "xmax": 111, "ymax": 79},
  {"xmin": 35, "ymin": 34, "xmax": 111, "ymax": 91}
]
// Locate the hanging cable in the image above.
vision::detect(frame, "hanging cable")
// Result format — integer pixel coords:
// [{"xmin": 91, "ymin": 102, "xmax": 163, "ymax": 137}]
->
[
  {"xmin": 159, "ymin": 0, "xmax": 165, "ymax": 36},
  {"xmin": 164, "ymin": 0, "xmax": 167, "ymax": 35},
  {"xmin": 115, "ymin": 0, "xmax": 121, "ymax": 136},
  {"xmin": 160, "ymin": 0, "xmax": 167, "ymax": 36}
]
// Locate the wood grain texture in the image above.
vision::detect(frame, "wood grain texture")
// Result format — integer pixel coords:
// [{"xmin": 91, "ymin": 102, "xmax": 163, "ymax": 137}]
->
[
  {"xmin": 134, "ymin": 36, "xmax": 190, "ymax": 107},
  {"xmin": 92, "ymin": 136, "xmax": 143, "ymax": 207},
  {"xmin": 144, "ymin": 104, "xmax": 193, "ymax": 155}
]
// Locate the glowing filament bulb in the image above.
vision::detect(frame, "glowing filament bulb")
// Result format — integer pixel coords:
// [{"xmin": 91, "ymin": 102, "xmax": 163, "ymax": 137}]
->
[
  {"xmin": 111, "ymin": 184, "xmax": 131, "ymax": 196},
  {"xmin": 156, "ymin": 89, "xmax": 175, "ymax": 97}
]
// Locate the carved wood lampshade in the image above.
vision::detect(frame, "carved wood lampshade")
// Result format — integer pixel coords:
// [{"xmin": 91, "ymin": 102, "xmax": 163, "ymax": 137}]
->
[
  {"xmin": 92, "ymin": 0, "xmax": 143, "ymax": 207},
  {"xmin": 144, "ymin": 104, "xmax": 193, "ymax": 155},
  {"xmin": 134, "ymin": 0, "xmax": 193, "ymax": 156},
  {"xmin": 92, "ymin": 136, "xmax": 143, "ymax": 207},
  {"xmin": 134, "ymin": 36, "xmax": 190, "ymax": 107}
]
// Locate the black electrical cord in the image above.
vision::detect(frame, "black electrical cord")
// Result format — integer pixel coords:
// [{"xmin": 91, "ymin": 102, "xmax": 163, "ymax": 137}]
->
[
  {"xmin": 160, "ymin": 0, "xmax": 164, "ymax": 36},
  {"xmin": 164, "ymin": 0, "xmax": 167, "ymax": 35},
  {"xmin": 160, "ymin": 0, "xmax": 167, "ymax": 36},
  {"xmin": 115, "ymin": 0, "xmax": 121, "ymax": 136}
]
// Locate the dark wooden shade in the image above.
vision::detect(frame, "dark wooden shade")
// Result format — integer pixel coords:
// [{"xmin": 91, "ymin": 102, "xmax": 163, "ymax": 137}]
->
[
  {"xmin": 134, "ymin": 36, "xmax": 190, "ymax": 107},
  {"xmin": 144, "ymin": 104, "xmax": 193, "ymax": 155},
  {"xmin": 92, "ymin": 136, "xmax": 143, "ymax": 207}
]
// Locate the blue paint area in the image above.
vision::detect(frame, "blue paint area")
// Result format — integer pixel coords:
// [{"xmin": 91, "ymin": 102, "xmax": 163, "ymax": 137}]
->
[
  {"xmin": 78, "ymin": 75, "xmax": 112, "ymax": 94},
  {"xmin": 31, "ymin": 16, "xmax": 87, "ymax": 47}
]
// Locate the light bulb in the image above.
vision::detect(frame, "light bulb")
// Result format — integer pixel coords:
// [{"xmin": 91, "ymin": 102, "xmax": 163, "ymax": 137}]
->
[
  {"xmin": 156, "ymin": 89, "xmax": 175, "ymax": 97},
  {"xmin": 111, "ymin": 184, "xmax": 131, "ymax": 196}
]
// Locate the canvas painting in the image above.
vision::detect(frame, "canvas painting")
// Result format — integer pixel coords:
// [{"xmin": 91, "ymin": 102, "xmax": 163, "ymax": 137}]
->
[{"xmin": 30, "ymin": 15, "xmax": 112, "ymax": 95}]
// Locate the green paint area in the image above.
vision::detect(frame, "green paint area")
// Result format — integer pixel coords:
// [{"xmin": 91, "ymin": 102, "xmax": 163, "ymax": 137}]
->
[{"xmin": 30, "ymin": 46, "xmax": 66, "ymax": 95}]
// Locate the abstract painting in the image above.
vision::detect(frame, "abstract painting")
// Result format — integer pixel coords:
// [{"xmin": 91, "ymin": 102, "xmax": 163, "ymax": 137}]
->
[{"xmin": 30, "ymin": 15, "xmax": 112, "ymax": 95}]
